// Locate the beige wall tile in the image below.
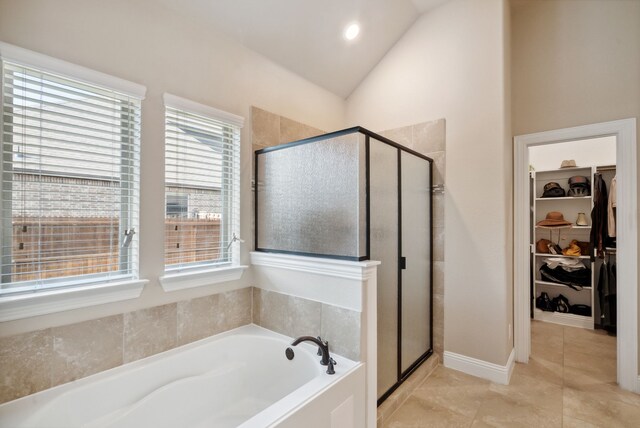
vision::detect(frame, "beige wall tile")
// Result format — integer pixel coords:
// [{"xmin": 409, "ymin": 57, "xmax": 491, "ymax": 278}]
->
[
  {"xmin": 51, "ymin": 315, "xmax": 123, "ymax": 386},
  {"xmin": 433, "ymin": 227, "xmax": 445, "ymax": 262},
  {"xmin": 413, "ymin": 119, "xmax": 445, "ymax": 154},
  {"xmin": 177, "ymin": 294, "xmax": 219, "ymax": 346},
  {"xmin": 0, "ymin": 329, "xmax": 52, "ymax": 404},
  {"xmin": 124, "ymin": 304, "xmax": 176, "ymax": 363},
  {"xmin": 320, "ymin": 304, "xmax": 361, "ymax": 361},
  {"xmin": 432, "ymin": 192, "xmax": 444, "ymax": 228},
  {"xmin": 177, "ymin": 288, "xmax": 252, "ymax": 346},
  {"xmin": 253, "ymin": 287, "xmax": 288, "ymax": 335},
  {"xmin": 378, "ymin": 125, "xmax": 413, "ymax": 149},
  {"xmin": 252, "ymin": 286, "xmax": 261, "ymax": 324},
  {"xmin": 216, "ymin": 287, "xmax": 252, "ymax": 332},
  {"xmin": 433, "ymin": 293, "xmax": 444, "ymax": 358},
  {"xmin": 279, "ymin": 116, "xmax": 324, "ymax": 144},
  {"xmin": 251, "ymin": 106, "xmax": 280, "ymax": 147},
  {"xmin": 433, "ymin": 261, "xmax": 445, "ymax": 296},
  {"xmin": 286, "ymin": 294, "xmax": 322, "ymax": 339},
  {"xmin": 433, "ymin": 329, "xmax": 444, "ymax": 360}
]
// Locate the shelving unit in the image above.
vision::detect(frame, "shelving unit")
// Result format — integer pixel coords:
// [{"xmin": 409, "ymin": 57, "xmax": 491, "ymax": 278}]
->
[{"xmin": 531, "ymin": 166, "xmax": 595, "ymax": 329}]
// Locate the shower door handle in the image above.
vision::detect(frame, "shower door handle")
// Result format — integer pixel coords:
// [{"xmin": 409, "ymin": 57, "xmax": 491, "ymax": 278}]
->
[{"xmin": 400, "ymin": 256, "xmax": 406, "ymax": 270}]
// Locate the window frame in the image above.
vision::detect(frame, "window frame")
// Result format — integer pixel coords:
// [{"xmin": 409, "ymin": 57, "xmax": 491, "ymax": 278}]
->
[
  {"xmin": 159, "ymin": 94, "xmax": 246, "ymax": 292},
  {"xmin": 0, "ymin": 42, "xmax": 148, "ymax": 321}
]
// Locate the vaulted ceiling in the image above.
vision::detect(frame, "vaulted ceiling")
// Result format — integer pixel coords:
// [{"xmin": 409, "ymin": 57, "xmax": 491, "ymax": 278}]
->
[{"xmin": 156, "ymin": 0, "xmax": 449, "ymax": 98}]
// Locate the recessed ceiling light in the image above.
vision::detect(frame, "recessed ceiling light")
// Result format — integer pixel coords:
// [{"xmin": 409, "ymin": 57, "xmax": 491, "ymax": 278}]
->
[{"xmin": 344, "ymin": 23, "xmax": 360, "ymax": 41}]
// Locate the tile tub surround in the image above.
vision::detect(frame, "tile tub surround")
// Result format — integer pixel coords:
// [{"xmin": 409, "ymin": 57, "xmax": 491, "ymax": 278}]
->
[
  {"xmin": 252, "ymin": 287, "xmax": 361, "ymax": 362},
  {"xmin": 379, "ymin": 119, "xmax": 446, "ymax": 359},
  {"xmin": 0, "ymin": 287, "xmax": 252, "ymax": 404}
]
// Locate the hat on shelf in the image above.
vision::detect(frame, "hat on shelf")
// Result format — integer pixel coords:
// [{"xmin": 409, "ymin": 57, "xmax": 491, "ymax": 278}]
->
[
  {"xmin": 567, "ymin": 175, "xmax": 591, "ymax": 196},
  {"xmin": 560, "ymin": 159, "xmax": 577, "ymax": 168},
  {"xmin": 542, "ymin": 182, "xmax": 566, "ymax": 198},
  {"xmin": 568, "ymin": 176, "xmax": 590, "ymax": 188},
  {"xmin": 536, "ymin": 211, "xmax": 573, "ymax": 227}
]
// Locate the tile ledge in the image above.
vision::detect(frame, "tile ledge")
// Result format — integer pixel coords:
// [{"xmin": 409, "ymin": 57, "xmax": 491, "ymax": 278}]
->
[
  {"xmin": 159, "ymin": 265, "xmax": 247, "ymax": 292},
  {"xmin": 0, "ymin": 279, "xmax": 148, "ymax": 322},
  {"xmin": 250, "ymin": 251, "xmax": 380, "ymax": 280}
]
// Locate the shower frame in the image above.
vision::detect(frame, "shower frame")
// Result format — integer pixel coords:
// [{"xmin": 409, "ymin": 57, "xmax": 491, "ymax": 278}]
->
[{"xmin": 254, "ymin": 126, "xmax": 434, "ymax": 405}]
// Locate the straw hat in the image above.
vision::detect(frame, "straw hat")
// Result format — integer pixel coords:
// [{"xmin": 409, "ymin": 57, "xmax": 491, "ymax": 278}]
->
[
  {"xmin": 560, "ymin": 159, "xmax": 577, "ymax": 168},
  {"xmin": 536, "ymin": 211, "xmax": 573, "ymax": 227}
]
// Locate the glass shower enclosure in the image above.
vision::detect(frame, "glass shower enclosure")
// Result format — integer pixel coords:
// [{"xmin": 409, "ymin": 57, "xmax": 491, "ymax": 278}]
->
[{"xmin": 254, "ymin": 127, "xmax": 433, "ymax": 404}]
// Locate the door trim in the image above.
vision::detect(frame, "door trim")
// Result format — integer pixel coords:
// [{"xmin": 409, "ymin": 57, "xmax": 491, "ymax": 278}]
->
[{"xmin": 513, "ymin": 118, "xmax": 638, "ymax": 392}]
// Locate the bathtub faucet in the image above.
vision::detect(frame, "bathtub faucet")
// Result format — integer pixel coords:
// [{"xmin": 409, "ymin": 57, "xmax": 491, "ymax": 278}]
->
[{"xmin": 289, "ymin": 336, "xmax": 336, "ymax": 375}]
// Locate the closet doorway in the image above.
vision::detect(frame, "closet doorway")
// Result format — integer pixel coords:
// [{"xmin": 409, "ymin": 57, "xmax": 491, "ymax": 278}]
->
[{"xmin": 514, "ymin": 119, "xmax": 638, "ymax": 393}]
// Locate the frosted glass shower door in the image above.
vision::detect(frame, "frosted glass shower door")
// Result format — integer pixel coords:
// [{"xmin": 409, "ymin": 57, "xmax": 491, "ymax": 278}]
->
[
  {"xmin": 400, "ymin": 151, "xmax": 432, "ymax": 373},
  {"xmin": 369, "ymin": 139, "xmax": 399, "ymax": 398}
]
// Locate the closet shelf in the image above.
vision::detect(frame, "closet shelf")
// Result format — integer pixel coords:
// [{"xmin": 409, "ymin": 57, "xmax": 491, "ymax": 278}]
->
[
  {"xmin": 534, "ymin": 253, "xmax": 590, "ymax": 259},
  {"xmin": 533, "ymin": 309, "xmax": 593, "ymax": 328},
  {"xmin": 535, "ymin": 280, "xmax": 591, "ymax": 289},
  {"xmin": 535, "ymin": 196, "xmax": 591, "ymax": 201},
  {"xmin": 535, "ymin": 225, "xmax": 591, "ymax": 229}
]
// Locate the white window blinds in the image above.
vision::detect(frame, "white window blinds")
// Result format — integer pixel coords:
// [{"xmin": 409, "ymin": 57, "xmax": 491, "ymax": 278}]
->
[
  {"xmin": 1, "ymin": 59, "xmax": 142, "ymax": 295},
  {"xmin": 164, "ymin": 95, "xmax": 242, "ymax": 272}
]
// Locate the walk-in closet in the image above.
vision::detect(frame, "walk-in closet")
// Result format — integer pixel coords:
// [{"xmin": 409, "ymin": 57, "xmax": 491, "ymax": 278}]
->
[{"xmin": 528, "ymin": 137, "xmax": 617, "ymax": 334}]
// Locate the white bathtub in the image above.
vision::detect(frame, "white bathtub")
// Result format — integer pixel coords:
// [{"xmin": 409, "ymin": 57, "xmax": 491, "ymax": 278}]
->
[{"xmin": 0, "ymin": 325, "xmax": 365, "ymax": 428}]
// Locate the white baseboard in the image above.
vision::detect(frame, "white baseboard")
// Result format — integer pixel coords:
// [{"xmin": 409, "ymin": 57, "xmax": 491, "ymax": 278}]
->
[{"xmin": 444, "ymin": 348, "xmax": 515, "ymax": 385}]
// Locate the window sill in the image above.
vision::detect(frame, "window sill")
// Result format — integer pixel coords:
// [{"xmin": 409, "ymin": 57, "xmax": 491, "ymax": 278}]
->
[
  {"xmin": 159, "ymin": 265, "xmax": 248, "ymax": 292},
  {"xmin": 0, "ymin": 279, "xmax": 148, "ymax": 322}
]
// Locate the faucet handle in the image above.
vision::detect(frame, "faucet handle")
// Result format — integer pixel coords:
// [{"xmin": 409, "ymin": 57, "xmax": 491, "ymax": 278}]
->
[{"xmin": 326, "ymin": 357, "xmax": 336, "ymax": 375}]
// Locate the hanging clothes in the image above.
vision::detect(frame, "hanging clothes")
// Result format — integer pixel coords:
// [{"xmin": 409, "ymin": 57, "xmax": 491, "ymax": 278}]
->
[
  {"xmin": 608, "ymin": 175, "xmax": 617, "ymax": 238},
  {"xmin": 590, "ymin": 173, "xmax": 608, "ymax": 260},
  {"xmin": 598, "ymin": 256, "xmax": 617, "ymax": 333}
]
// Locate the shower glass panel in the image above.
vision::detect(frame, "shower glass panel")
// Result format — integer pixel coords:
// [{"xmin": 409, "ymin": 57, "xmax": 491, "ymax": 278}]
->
[
  {"xmin": 369, "ymin": 138, "xmax": 399, "ymax": 397},
  {"xmin": 256, "ymin": 132, "xmax": 366, "ymax": 259},
  {"xmin": 400, "ymin": 152, "xmax": 432, "ymax": 373}
]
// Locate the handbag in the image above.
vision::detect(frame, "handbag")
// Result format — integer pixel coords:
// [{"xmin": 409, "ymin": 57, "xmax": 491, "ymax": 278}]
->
[
  {"xmin": 535, "ymin": 292, "xmax": 554, "ymax": 312},
  {"xmin": 552, "ymin": 294, "xmax": 570, "ymax": 313},
  {"xmin": 569, "ymin": 304, "xmax": 591, "ymax": 316}
]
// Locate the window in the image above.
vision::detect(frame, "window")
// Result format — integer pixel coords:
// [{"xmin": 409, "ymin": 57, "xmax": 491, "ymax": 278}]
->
[
  {"xmin": 166, "ymin": 193, "xmax": 189, "ymax": 218},
  {"xmin": 163, "ymin": 94, "xmax": 243, "ymax": 273},
  {"xmin": 0, "ymin": 46, "xmax": 144, "ymax": 299}
]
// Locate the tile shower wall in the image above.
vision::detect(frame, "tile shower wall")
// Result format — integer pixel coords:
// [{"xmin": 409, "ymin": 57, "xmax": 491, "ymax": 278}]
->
[
  {"xmin": 251, "ymin": 106, "xmax": 325, "ymax": 151},
  {"xmin": 0, "ymin": 287, "xmax": 252, "ymax": 404},
  {"xmin": 252, "ymin": 287, "xmax": 361, "ymax": 362},
  {"xmin": 379, "ymin": 119, "xmax": 446, "ymax": 359}
]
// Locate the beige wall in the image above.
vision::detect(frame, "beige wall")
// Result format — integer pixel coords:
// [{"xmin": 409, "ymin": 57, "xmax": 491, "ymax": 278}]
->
[
  {"xmin": 346, "ymin": 0, "xmax": 513, "ymax": 366},
  {"xmin": 511, "ymin": 0, "xmax": 640, "ymax": 370},
  {"xmin": 0, "ymin": 0, "xmax": 345, "ymax": 337}
]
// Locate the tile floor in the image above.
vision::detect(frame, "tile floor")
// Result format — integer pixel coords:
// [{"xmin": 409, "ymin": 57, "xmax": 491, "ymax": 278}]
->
[{"xmin": 381, "ymin": 320, "xmax": 640, "ymax": 427}]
